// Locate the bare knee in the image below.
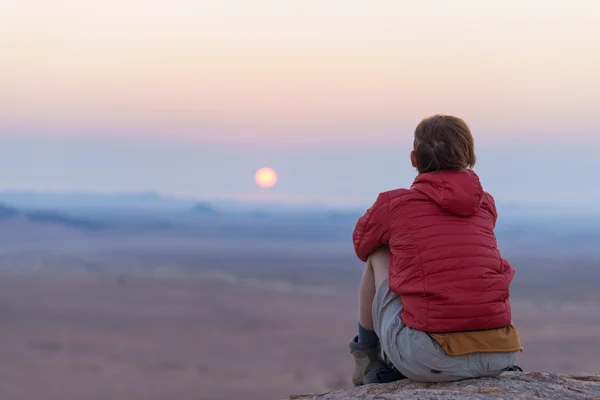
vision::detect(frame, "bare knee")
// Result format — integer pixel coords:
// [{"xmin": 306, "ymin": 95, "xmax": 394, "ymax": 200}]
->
[{"xmin": 366, "ymin": 247, "xmax": 390, "ymax": 287}]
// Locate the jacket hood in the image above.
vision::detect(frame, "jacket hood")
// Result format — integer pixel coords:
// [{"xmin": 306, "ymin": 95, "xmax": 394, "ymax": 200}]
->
[{"xmin": 411, "ymin": 169, "xmax": 484, "ymax": 217}]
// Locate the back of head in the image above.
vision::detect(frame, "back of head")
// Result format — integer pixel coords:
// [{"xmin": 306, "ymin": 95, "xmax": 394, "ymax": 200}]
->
[
  {"xmin": 413, "ymin": 115, "xmax": 476, "ymax": 174},
  {"xmin": 411, "ymin": 115, "xmax": 482, "ymax": 216}
]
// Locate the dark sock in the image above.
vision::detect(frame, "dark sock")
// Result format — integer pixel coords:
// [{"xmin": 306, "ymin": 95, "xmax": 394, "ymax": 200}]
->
[{"xmin": 357, "ymin": 322, "xmax": 379, "ymax": 347}]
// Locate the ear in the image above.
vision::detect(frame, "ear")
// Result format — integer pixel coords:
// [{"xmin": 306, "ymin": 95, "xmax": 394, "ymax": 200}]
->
[{"xmin": 410, "ymin": 151, "xmax": 417, "ymax": 168}]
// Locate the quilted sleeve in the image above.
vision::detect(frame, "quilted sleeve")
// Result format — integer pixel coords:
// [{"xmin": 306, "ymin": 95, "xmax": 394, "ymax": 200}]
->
[
  {"xmin": 352, "ymin": 192, "xmax": 391, "ymax": 262},
  {"xmin": 482, "ymin": 192, "xmax": 499, "ymax": 228}
]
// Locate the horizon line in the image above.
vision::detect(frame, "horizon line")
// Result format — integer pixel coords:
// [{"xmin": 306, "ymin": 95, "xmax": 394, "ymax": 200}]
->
[{"xmin": 0, "ymin": 188, "xmax": 599, "ymax": 211}]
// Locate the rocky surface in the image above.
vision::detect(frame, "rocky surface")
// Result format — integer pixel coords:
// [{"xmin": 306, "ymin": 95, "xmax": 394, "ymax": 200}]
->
[{"xmin": 289, "ymin": 372, "xmax": 600, "ymax": 400}]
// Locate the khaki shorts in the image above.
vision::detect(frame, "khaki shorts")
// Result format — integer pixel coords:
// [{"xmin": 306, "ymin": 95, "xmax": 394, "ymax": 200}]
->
[{"xmin": 372, "ymin": 279, "xmax": 518, "ymax": 382}]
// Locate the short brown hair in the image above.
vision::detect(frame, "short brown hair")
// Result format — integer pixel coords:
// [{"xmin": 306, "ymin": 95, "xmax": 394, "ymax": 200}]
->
[{"xmin": 413, "ymin": 115, "xmax": 476, "ymax": 174}]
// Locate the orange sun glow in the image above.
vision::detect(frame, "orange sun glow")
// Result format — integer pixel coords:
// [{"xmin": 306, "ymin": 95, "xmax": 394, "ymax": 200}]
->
[{"xmin": 255, "ymin": 167, "xmax": 278, "ymax": 188}]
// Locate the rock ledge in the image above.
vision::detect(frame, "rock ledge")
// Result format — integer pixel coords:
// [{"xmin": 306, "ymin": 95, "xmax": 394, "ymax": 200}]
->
[{"xmin": 289, "ymin": 372, "xmax": 600, "ymax": 400}]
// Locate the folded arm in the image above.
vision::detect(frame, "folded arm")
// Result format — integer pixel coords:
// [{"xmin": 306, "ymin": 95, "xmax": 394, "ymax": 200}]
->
[{"xmin": 352, "ymin": 192, "xmax": 391, "ymax": 262}]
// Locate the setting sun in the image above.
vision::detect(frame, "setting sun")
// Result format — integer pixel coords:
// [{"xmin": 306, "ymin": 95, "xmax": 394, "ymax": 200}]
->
[{"xmin": 255, "ymin": 167, "xmax": 278, "ymax": 189}]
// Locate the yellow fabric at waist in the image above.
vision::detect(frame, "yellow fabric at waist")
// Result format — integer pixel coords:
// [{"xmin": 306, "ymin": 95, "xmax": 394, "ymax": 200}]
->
[{"xmin": 429, "ymin": 324, "xmax": 523, "ymax": 356}]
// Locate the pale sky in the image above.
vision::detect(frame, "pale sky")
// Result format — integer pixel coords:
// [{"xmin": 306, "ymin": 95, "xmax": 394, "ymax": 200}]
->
[{"xmin": 0, "ymin": 0, "xmax": 599, "ymax": 206}]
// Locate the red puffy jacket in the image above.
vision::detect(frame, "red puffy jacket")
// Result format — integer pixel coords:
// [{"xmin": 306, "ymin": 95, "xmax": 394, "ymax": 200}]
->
[{"xmin": 353, "ymin": 169, "xmax": 514, "ymax": 333}]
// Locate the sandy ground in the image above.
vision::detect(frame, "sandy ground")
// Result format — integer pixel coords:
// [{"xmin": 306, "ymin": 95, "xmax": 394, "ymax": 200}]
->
[{"xmin": 0, "ymin": 275, "xmax": 598, "ymax": 400}]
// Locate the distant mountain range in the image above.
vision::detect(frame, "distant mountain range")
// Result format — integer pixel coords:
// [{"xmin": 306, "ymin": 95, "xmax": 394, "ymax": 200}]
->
[
  {"xmin": 0, "ymin": 197, "xmax": 360, "ymax": 236},
  {"xmin": 0, "ymin": 204, "xmax": 19, "ymax": 219},
  {"xmin": 0, "ymin": 203, "xmax": 103, "ymax": 230},
  {"xmin": 0, "ymin": 190, "xmax": 598, "ymax": 221},
  {"xmin": 0, "ymin": 190, "xmax": 366, "ymax": 216},
  {"xmin": 190, "ymin": 202, "xmax": 219, "ymax": 215},
  {"xmin": 0, "ymin": 193, "xmax": 599, "ymax": 258}
]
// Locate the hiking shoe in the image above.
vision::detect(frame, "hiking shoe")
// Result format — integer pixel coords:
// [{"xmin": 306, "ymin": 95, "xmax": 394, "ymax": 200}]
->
[
  {"xmin": 349, "ymin": 336, "xmax": 401, "ymax": 386},
  {"xmin": 505, "ymin": 365, "xmax": 523, "ymax": 372},
  {"xmin": 376, "ymin": 365, "xmax": 408, "ymax": 383}
]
